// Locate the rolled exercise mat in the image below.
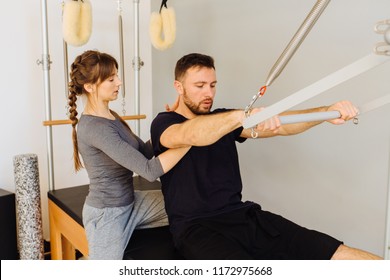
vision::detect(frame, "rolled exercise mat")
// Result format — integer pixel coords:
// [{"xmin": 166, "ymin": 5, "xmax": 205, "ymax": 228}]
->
[{"xmin": 13, "ymin": 154, "xmax": 44, "ymax": 259}]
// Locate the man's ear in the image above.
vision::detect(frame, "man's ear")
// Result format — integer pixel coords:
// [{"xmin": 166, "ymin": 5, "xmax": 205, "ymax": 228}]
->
[{"xmin": 173, "ymin": 80, "xmax": 183, "ymax": 95}]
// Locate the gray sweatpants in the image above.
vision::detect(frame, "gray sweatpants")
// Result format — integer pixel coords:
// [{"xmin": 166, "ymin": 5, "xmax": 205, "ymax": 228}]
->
[{"xmin": 82, "ymin": 190, "xmax": 168, "ymax": 260}]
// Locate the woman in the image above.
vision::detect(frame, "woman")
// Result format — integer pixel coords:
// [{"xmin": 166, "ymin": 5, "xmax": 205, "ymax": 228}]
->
[{"xmin": 68, "ymin": 50, "xmax": 189, "ymax": 259}]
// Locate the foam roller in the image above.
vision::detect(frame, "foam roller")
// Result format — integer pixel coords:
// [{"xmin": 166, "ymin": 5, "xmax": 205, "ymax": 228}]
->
[{"xmin": 13, "ymin": 154, "xmax": 44, "ymax": 260}]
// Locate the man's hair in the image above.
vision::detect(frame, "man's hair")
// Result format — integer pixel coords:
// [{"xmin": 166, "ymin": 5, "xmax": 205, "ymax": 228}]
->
[{"xmin": 174, "ymin": 53, "xmax": 215, "ymax": 81}]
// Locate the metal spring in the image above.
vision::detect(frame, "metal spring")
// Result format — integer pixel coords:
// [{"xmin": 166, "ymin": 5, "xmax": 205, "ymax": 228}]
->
[{"xmin": 265, "ymin": 0, "xmax": 331, "ymax": 87}]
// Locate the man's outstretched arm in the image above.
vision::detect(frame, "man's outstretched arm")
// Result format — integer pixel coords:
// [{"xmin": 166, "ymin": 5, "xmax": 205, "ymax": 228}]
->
[
  {"xmin": 240, "ymin": 100, "xmax": 359, "ymax": 139},
  {"xmin": 160, "ymin": 110, "xmax": 244, "ymax": 148}
]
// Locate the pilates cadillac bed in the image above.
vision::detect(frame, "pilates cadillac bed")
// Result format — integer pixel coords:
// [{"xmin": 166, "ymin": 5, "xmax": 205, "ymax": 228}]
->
[{"xmin": 47, "ymin": 176, "xmax": 184, "ymax": 260}]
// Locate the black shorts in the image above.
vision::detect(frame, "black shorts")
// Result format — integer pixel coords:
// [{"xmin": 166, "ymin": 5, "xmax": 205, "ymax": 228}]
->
[{"xmin": 176, "ymin": 204, "xmax": 343, "ymax": 260}]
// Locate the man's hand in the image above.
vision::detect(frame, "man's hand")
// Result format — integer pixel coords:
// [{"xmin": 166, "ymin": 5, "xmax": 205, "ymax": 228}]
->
[
  {"xmin": 253, "ymin": 107, "xmax": 281, "ymax": 134},
  {"xmin": 327, "ymin": 100, "xmax": 359, "ymax": 125}
]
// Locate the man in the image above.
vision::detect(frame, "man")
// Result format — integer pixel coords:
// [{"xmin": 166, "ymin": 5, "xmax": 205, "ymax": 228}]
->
[{"xmin": 150, "ymin": 53, "xmax": 381, "ymax": 260}]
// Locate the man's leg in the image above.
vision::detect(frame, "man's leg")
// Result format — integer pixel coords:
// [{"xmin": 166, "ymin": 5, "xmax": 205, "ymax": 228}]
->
[
  {"xmin": 331, "ymin": 244, "xmax": 382, "ymax": 260},
  {"xmin": 177, "ymin": 224, "xmax": 254, "ymax": 260}
]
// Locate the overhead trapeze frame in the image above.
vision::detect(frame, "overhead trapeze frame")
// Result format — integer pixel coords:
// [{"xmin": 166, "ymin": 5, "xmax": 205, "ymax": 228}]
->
[{"xmin": 38, "ymin": 0, "xmax": 145, "ymax": 191}]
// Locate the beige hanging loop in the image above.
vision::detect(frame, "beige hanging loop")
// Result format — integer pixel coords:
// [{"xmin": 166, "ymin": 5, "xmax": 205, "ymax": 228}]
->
[
  {"xmin": 149, "ymin": 6, "xmax": 176, "ymax": 51},
  {"xmin": 62, "ymin": 0, "xmax": 92, "ymax": 47}
]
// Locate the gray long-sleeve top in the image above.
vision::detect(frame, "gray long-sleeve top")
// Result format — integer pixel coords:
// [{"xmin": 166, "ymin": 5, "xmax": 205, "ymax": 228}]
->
[{"xmin": 77, "ymin": 114, "xmax": 164, "ymax": 208}]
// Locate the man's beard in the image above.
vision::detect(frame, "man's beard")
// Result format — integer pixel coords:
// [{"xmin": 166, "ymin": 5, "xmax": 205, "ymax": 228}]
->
[{"xmin": 182, "ymin": 89, "xmax": 213, "ymax": 115}]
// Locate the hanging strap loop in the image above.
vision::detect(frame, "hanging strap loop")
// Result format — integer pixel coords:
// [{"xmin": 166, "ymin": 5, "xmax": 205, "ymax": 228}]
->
[{"xmin": 150, "ymin": 0, "xmax": 176, "ymax": 51}]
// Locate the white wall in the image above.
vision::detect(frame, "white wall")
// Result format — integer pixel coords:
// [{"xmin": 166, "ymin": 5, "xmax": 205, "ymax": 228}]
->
[
  {"xmin": 1, "ymin": 0, "xmax": 152, "ymax": 240},
  {"xmin": 151, "ymin": 0, "xmax": 390, "ymax": 257}
]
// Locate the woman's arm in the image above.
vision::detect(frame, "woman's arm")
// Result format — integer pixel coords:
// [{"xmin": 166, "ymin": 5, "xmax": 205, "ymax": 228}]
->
[{"xmin": 157, "ymin": 146, "xmax": 191, "ymax": 173}]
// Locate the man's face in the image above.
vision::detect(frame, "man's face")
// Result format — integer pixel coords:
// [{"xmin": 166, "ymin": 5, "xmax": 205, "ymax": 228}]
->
[{"xmin": 180, "ymin": 66, "xmax": 217, "ymax": 115}]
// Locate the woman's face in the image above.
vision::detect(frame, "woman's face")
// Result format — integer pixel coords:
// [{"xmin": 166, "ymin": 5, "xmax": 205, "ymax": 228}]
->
[{"xmin": 96, "ymin": 70, "xmax": 122, "ymax": 102}]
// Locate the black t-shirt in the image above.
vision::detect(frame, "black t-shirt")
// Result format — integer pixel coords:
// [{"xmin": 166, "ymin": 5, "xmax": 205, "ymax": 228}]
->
[{"xmin": 151, "ymin": 109, "xmax": 254, "ymax": 237}]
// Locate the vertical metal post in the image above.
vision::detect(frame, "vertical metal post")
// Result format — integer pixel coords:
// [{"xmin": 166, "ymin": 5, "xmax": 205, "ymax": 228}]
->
[
  {"xmin": 117, "ymin": 0, "xmax": 127, "ymax": 115},
  {"xmin": 385, "ymin": 145, "xmax": 390, "ymax": 259},
  {"xmin": 132, "ymin": 0, "xmax": 143, "ymax": 136},
  {"xmin": 63, "ymin": 41, "xmax": 69, "ymax": 116},
  {"xmin": 62, "ymin": 1, "xmax": 69, "ymax": 115},
  {"xmin": 39, "ymin": 0, "xmax": 55, "ymax": 191}
]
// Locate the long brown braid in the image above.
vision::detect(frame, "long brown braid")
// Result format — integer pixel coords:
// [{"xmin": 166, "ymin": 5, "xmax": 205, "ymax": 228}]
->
[{"xmin": 68, "ymin": 50, "xmax": 129, "ymax": 172}]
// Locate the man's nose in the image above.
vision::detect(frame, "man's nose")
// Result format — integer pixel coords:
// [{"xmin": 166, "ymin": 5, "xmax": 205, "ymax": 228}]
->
[{"xmin": 204, "ymin": 86, "xmax": 215, "ymax": 96}]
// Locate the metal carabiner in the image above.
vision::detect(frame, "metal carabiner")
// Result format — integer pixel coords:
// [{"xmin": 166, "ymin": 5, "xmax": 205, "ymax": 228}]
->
[{"xmin": 244, "ymin": 86, "xmax": 267, "ymax": 139}]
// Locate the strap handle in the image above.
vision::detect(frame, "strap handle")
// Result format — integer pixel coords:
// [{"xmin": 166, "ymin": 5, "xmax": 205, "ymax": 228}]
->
[{"xmin": 159, "ymin": 0, "xmax": 168, "ymax": 13}]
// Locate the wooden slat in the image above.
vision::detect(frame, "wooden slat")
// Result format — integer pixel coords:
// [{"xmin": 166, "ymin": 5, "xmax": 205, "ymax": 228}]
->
[
  {"xmin": 43, "ymin": 114, "xmax": 146, "ymax": 126},
  {"xmin": 48, "ymin": 199, "xmax": 88, "ymax": 259}
]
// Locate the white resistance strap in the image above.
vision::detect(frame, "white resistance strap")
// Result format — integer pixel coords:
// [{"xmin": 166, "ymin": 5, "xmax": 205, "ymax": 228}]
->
[{"xmin": 243, "ymin": 53, "xmax": 390, "ymax": 128}]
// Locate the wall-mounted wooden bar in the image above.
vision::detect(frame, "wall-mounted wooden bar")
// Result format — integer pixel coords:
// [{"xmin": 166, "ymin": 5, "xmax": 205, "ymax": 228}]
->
[{"xmin": 43, "ymin": 114, "xmax": 146, "ymax": 126}]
